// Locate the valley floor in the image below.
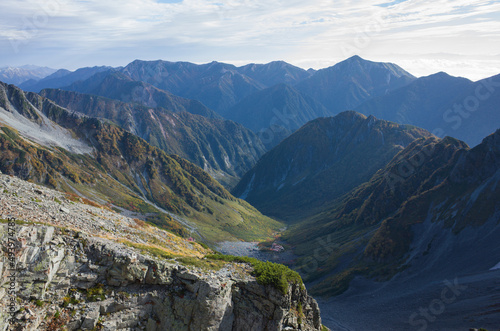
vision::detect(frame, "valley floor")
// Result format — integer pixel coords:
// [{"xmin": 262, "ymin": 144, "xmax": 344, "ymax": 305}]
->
[
  {"xmin": 217, "ymin": 219, "xmax": 500, "ymax": 331},
  {"xmin": 318, "ymin": 269, "xmax": 500, "ymax": 331},
  {"xmin": 216, "ymin": 240, "xmax": 297, "ymax": 265}
]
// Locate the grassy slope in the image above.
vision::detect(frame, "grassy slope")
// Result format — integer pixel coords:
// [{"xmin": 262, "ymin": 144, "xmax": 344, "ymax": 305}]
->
[{"xmin": 0, "ymin": 82, "xmax": 281, "ymax": 243}]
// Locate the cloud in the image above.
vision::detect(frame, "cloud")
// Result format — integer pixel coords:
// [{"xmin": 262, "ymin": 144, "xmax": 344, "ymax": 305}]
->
[{"xmin": 0, "ymin": 0, "xmax": 498, "ymax": 79}]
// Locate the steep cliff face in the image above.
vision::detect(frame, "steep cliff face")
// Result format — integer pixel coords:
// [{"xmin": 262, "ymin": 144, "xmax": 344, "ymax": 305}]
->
[
  {"xmin": 0, "ymin": 225, "xmax": 321, "ymax": 330},
  {"xmin": 0, "ymin": 172, "xmax": 322, "ymax": 330},
  {"xmin": 40, "ymin": 88, "xmax": 267, "ymax": 188}
]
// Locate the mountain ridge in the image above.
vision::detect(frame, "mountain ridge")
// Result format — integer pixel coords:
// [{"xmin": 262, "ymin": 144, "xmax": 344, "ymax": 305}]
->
[
  {"xmin": 285, "ymin": 130, "xmax": 500, "ymax": 302},
  {"xmin": 295, "ymin": 55, "xmax": 416, "ymax": 114},
  {"xmin": 354, "ymin": 71, "xmax": 500, "ymax": 146},
  {"xmin": 232, "ymin": 111, "xmax": 432, "ymax": 220},
  {"xmin": 0, "ymin": 81, "xmax": 281, "ymax": 242},
  {"xmin": 40, "ymin": 87, "xmax": 267, "ymax": 188}
]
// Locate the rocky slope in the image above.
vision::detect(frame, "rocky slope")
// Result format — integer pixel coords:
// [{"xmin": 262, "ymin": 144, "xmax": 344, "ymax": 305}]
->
[
  {"xmin": 0, "ymin": 81, "xmax": 281, "ymax": 243},
  {"xmin": 233, "ymin": 111, "xmax": 432, "ymax": 220},
  {"xmin": 40, "ymin": 88, "xmax": 267, "ymax": 188},
  {"xmin": 299, "ymin": 131, "xmax": 500, "ymax": 330},
  {"xmin": 285, "ymin": 130, "xmax": 500, "ymax": 301},
  {"xmin": 0, "ymin": 171, "xmax": 323, "ymax": 330}
]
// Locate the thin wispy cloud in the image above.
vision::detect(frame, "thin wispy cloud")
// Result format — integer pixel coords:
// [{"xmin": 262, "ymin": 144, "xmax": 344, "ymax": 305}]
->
[{"xmin": 0, "ymin": 0, "xmax": 499, "ymax": 79}]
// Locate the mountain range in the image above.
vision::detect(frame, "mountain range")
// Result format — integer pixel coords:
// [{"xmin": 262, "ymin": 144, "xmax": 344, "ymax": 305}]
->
[
  {"xmin": 119, "ymin": 59, "xmax": 311, "ymax": 113},
  {"xmin": 1, "ymin": 55, "xmax": 499, "ymax": 330},
  {"xmin": 0, "ymin": 65, "xmax": 57, "ymax": 85},
  {"xmin": 21, "ymin": 55, "xmax": 499, "ymax": 149},
  {"xmin": 232, "ymin": 111, "xmax": 432, "ymax": 220},
  {"xmin": 19, "ymin": 66, "xmax": 112, "ymax": 93},
  {"xmin": 355, "ymin": 72, "xmax": 500, "ymax": 146},
  {"xmin": 39, "ymin": 88, "xmax": 266, "ymax": 188},
  {"xmin": 61, "ymin": 70, "xmax": 221, "ymax": 119}
]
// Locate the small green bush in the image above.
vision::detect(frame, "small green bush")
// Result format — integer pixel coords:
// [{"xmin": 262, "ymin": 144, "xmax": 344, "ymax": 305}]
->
[
  {"xmin": 62, "ymin": 296, "xmax": 79, "ymax": 307},
  {"xmin": 87, "ymin": 284, "xmax": 106, "ymax": 302},
  {"xmin": 206, "ymin": 254, "xmax": 303, "ymax": 295},
  {"xmin": 197, "ymin": 242, "xmax": 211, "ymax": 250}
]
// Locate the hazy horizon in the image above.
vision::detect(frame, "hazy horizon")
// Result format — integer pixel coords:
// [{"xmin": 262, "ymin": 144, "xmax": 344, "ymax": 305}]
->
[{"xmin": 1, "ymin": 0, "xmax": 499, "ymax": 81}]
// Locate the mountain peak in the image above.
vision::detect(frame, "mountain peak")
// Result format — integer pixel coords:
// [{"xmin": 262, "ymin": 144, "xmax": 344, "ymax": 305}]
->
[
  {"xmin": 477, "ymin": 128, "xmax": 500, "ymax": 151},
  {"xmin": 336, "ymin": 110, "xmax": 367, "ymax": 120},
  {"xmin": 295, "ymin": 57, "xmax": 416, "ymax": 114},
  {"xmin": 232, "ymin": 111, "xmax": 431, "ymax": 219},
  {"xmin": 345, "ymin": 55, "xmax": 364, "ymax": 62},
  {"xmin": 422, "ymin": 71, "xmax": 471, "ymax": 83}
]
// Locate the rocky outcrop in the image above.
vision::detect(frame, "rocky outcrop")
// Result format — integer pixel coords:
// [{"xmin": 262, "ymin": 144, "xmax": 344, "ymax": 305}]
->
[
  {"xmin": 0, "ymin": 225, "xmax": 322, "ymax": 330},
  {"xmin": 0, "ymin": 171, "xmax": 322, "ymax": 330}
]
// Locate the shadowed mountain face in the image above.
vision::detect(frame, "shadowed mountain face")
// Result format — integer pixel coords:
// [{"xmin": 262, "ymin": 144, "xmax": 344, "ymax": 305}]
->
[
  {"xmin": 119, "ymin": 60, "xmax": 311, "ymax": 112},
  {"xmin": 40, "ymin": 88, "xmax": 267, "ymax": 188},
  {"xmin": 61, "ymin": 70, "xmax": 220, "ymax": 119},
  {"xmin": 0, "ymin": 81, "xmax": 281, "ymax": 242},
  {"xmin": 295, "ymin": 55, "xmax": 416, "ymax": 114},
  {"xmin": 355, "ymin": 72, "xmax": 500, "ymax": 146},
  {"xmin": 232, "ymin": 111, "xmax": 432, "ymax": 220},
  {"xmin": 19, "ymin": 66, "xmax": 112, "ymax": 92},
  {"xmin": 222, "ymin": 84, "xmax": 331, "ymax": 148},
  {"xmin": 284, "ymin": 130, "xmax": 500, "ymax": 306}
]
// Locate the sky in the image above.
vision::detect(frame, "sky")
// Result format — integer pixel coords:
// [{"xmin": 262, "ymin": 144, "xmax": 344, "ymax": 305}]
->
[{"xmin": 1, "ymin": 0, "xmax": 499, "ymax": 81}]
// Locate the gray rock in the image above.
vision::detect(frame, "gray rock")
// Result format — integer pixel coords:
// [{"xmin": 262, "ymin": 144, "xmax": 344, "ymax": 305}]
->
[
  {"xmin": 0, "ymin": 174, "xmax": 323, "ymax": 331},
  {"xmin": 80, "ymin": 305, "xmax": 100, "ymax": 329}
]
